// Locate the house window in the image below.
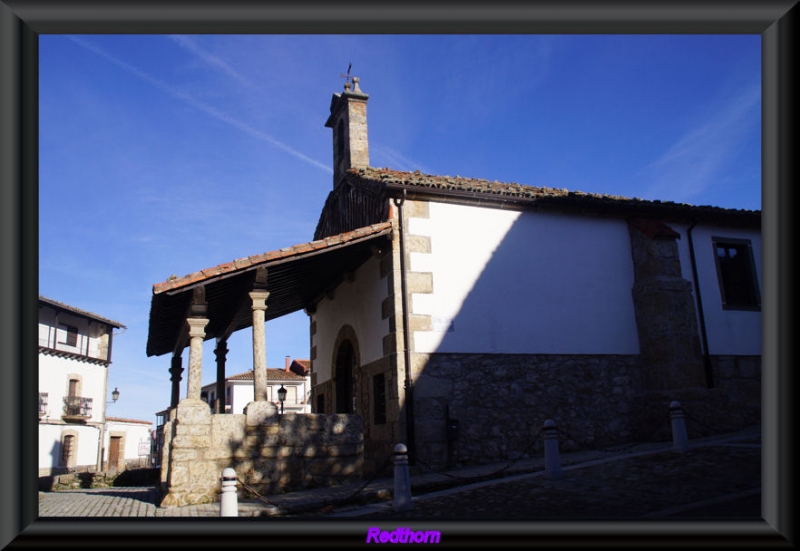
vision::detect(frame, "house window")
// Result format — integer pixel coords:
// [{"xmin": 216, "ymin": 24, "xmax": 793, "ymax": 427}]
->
[
  {"xmin": 712, "ymin": 237, "xmax": 761, "ymax": 310},
  {"xmin": 61, "ymin": 434, "xmax": 75, "ymax": 466},
  {"xmin": 316, "ymin": 393, "xmax": 325, "ymax": 414},
  {"xmin": 39, "ymin": 392, "xmax": 48, "ymax": 416},
  {"xmin": 60, "ymin": 324, "xmax": 78, "ymax": 347},
  {"xmin": 286, "ymin": 386, "xmax": 298, "ymax": 405},
  {"xmin": 373, "ymin": 373, "xmax": 386, "ymax": 425}
]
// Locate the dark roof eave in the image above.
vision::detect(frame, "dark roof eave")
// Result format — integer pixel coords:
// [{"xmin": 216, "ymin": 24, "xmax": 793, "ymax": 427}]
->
[
  {"xmin": 38, "ymin": 296, "xmax": 127, "ymax": 329},
  {"xmin": 379, "ymin": 181, "xmax": 761, "ymax": 228}
]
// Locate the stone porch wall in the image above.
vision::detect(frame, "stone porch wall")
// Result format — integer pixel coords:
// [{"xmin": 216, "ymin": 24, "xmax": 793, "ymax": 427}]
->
[{"xmin": 159, "ymin": 400, "xmax": 363, "ymax": 507}]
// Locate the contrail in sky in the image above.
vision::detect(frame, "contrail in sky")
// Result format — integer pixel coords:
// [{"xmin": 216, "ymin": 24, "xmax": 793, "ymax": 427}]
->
[{"xmin": 68, "ymin": 36, "xmax": 332, "ymax": 174}]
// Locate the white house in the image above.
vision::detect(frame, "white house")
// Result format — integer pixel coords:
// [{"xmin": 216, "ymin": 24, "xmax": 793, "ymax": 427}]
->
[
  {"xmin": 105, "ymin": 417, "xmax": 156, "ymax": 470},
  {"xmin": 38, "ymin": 296, "xmax": 152, "ymax": 476},
  {"xmin": 200, "ymin": 357, "xmax": 311, "ymax": 414},
  {"xmin": 145, "ymin": 76, "xmax": 761, "ymax": 477}
]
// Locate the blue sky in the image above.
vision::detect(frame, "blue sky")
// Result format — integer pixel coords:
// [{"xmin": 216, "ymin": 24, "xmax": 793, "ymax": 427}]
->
[{"xmin": 38, "ymin": 34, "xmax": 761, "ymax": 425}]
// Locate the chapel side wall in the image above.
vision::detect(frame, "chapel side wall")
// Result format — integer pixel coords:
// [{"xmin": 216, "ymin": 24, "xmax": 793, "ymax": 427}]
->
[
  {"xmin": 402, "ymin": 202, "xmax": 760, "ymax": 471},
  {"xmin": 411, "ymin": 353, "xmax": 646, "ymax": 470},
  {"xmin": 311, "ymin": 254, "xmax": 388, "ymax": 384},
  {"xmin": 408, "ymin": 202, "xmax": 641, "ymax": 356},
  {"xmin": 159, "ymin": 402, "xmax": 363, "ymax": 507}
]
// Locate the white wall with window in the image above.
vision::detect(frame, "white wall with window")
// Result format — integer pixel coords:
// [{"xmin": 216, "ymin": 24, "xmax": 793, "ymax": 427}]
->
[
  {"xmin": 674, "ymin": 225, "xmax": 762, "ymax": 356},
  {"xmin": 38, "ymin": 297, "xmax": 128, "ymax": 477}
]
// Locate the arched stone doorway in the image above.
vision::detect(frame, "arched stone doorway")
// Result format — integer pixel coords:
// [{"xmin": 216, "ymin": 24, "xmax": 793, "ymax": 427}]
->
[
  {"xmin": 335, "ymin": 340, "xmax": 356, "ymax": 413},
  {"xmin": 332, "ymin": 325, "xmax": 363, "ymax": 417}
]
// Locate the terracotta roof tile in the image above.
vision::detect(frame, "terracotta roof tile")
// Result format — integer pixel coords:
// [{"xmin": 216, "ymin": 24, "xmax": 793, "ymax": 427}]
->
[
  {"xmin": 152, "ymin": 221, "xmax": 392, "ymax": 294},
  {"xmin": 224, "ymin": 369, "xmax": 307, "ymax": 381}
]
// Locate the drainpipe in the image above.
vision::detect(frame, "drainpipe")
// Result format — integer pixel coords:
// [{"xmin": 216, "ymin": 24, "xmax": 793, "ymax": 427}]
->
[
  {"xmin": 393, "ymin": 189, "xmax": 416, "ymax": 465},
  {"xmin": 687, "ymin": 221, "xmax": 714, "ymax": 388}
]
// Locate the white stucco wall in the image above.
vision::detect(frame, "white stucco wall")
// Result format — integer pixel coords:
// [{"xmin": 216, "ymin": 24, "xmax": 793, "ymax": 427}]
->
[
  {"xmin": 38, "ymin": 354, "xmax": 108, "ymax": 424},
  {"xmin": 312, "ymin": 255, "xmax": 388, "ymax": 381},
  {"xmin": 106, "ymin": 420, "xmax": 154, "ymax": 461},
  {"xmin": 673, "ymin": 223, "xmax": 762, "ymax": 356},
  {"xmin": 38, "ymin": 423, "xmax": 100, "ymax": 471},
  {"xmin": 231, "ymin": 383, "xmax": 253, "ymax": 413},
  {"xmin": 39, "ymin": 351, "xmax": 107, "ymax": 471},
  {"xmin": 409, "ymin": 202, "xmax": 641, "ymax": 355}
]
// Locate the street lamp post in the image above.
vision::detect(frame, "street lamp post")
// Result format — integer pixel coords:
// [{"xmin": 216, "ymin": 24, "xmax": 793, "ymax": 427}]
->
[
  {"xmin": 96, "ymin": 388, "xmax": 120, "ymax": 472},
  {"xmin": 277, "ymin": 385, "xmax": 286, "ymax": 415}
]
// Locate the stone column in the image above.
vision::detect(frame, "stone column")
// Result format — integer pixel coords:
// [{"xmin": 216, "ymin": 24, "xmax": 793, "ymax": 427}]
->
[
  {"xmin": 250, "ymin": 291, "xmax": 270, "ymax": 402},
  {"xmin": 214, "ymin": 340, "xmax": 228, "ymax": 414},
  {"xmin": 186, "ymin": 317, "xmax": 209, "ymax": 401},
  {"xmin": 169, "ymin": 355, "xmax": 183, "ymax": 408}
]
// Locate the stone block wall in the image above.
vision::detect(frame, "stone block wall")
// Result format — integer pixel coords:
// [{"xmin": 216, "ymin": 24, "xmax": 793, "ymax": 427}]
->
[
  {"xmin": 411, "ymin": 353, "xmax": 645, "ymax": 471},
  {"xmin": 39, "ymin": 467, "xmax": 160, "ymax": 491},
  {"xmin": 159, "ymin": 399, "xmax": 363, "ymax": 507},
  {"xmin": 410, "ymin": 352, "xmax": 761, "ymax": 472}
]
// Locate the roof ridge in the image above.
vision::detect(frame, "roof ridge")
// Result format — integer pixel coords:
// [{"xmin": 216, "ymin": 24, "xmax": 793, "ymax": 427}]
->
[{"xmin": 348, "ymin": 166, "xmax": 761, "ymax": 215}]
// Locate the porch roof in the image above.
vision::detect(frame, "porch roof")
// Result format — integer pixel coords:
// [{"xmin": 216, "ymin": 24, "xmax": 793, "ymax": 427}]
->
[{"xmin": 146, "ymin": 222, "xmax": 392, "ymax": 357}]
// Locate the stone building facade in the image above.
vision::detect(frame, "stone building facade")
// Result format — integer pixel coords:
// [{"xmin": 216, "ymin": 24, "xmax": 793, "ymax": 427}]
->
[
  {"xmin": 307, "ymin": 78, "xmax": 761, "ymax": 474},
  {"xmin": 147, "ymin": 77, "xmax": 761, "ymax": 491}
]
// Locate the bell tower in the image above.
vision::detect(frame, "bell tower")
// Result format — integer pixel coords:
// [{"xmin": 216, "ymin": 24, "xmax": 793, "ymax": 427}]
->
[{"xmin": 325, "ymin": 75, "xmax": 369, "ymax": 188}]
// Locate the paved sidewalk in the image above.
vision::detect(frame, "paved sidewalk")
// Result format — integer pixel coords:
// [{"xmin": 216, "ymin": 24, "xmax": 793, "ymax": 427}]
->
[{"xmin": 38, "ymin": 425, "xmax": 762, "ymax": 520}]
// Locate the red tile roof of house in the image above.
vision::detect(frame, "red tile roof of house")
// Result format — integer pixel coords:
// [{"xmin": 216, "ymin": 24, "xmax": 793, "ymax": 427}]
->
[{"xmin": 225, "ymin": 369, "xmax": 307, "ymax": 381}]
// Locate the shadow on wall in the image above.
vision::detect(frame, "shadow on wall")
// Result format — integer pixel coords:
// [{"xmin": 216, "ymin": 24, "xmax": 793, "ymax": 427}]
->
[
  {"xmin": 406, "ymin": 209, "xmax": 760, "ymax": 471},
  {"xmin": 223, "ymin": 409, "xmax": 364, "ymax": 497}
]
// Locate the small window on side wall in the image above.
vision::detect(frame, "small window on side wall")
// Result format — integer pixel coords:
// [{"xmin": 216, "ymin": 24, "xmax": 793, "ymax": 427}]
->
[{"xmin": 712, "ymin": 237, "xmax": 760, "ymax": 311}]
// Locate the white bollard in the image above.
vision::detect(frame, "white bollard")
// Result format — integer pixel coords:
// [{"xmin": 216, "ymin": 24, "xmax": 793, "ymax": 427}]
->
[
  {"xmin": 392, "ymin": 443, "xmax": 414, "ymax": 512},
  {"xmin": 670, "ymin": 401, "xmax": 689, "ymax": 453},
  {"xmin": 220, "ymin": 467, "xmax": 238, "ymax": 517},
  {"xmin": 542, "ymin": 419, "xmax": 564, "ymax": 480}
]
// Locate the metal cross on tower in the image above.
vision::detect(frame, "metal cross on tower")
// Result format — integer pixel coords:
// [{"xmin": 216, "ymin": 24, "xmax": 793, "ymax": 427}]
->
[{"xmin": 340, "ymin": 62, "xmax": 354, "ymax": 88}]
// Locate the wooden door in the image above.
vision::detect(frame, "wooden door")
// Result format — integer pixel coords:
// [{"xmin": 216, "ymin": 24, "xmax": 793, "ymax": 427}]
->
[{"xmin": 108, "ymin": 436, "xmax": 121, "ymax": 472}]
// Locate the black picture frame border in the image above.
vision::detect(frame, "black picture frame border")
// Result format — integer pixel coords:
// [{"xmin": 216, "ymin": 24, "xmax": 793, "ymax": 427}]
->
[{"xmin": 1, "ymin": 1, "xmax": 795, "ymax": 548}]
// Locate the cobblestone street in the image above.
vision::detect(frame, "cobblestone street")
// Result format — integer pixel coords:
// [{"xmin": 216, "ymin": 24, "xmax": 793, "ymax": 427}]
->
[
  {"xmin": 355, "ymin": 444, "xmax": 761, "ymax": 520},
  {"xmin": 23, "ymin": 428, "xmax": 788, "ymax": 549}
]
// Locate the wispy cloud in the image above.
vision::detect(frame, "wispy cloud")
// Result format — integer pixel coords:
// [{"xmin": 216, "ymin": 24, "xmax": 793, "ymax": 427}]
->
[
  {"xmin": 68, "ymin": 36, "xmax": 332, "ymax": 174},
  {"xmin": 167, "ymin": 35, "xmax": 254, "ymax": 87},
  {"xmin": 637, "ymin": 84, "xmax": 760, "ymax": 204}
]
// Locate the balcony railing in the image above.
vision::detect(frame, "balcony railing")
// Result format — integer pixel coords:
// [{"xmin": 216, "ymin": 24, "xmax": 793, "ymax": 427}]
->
[
  {"xmin": 38, "ymin": 392, "xmax": 48, "ymax": 418},
  {"xmin": 62, "ymin": 396, "xmax": 93, "ymax": 420}
]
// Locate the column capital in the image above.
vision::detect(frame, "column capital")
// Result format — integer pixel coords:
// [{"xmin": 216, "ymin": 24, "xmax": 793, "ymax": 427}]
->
[
  {"xmin": 187, "ymin": 317, "xmax": 209, "ymax": 339},
  {"xmin": 249, "ymin": 290, "xmax": 270, "ymax": 311}
]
